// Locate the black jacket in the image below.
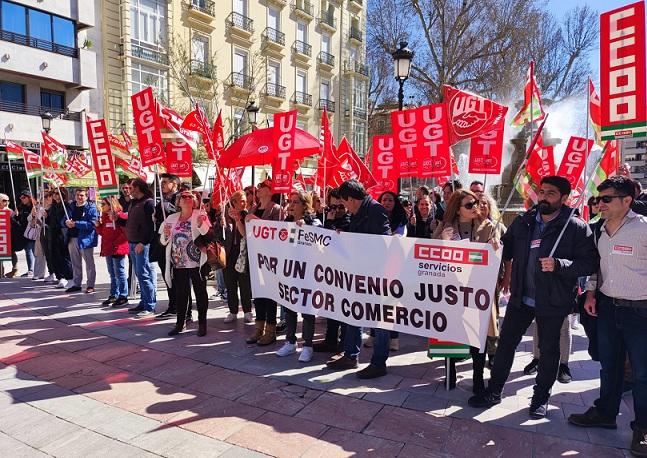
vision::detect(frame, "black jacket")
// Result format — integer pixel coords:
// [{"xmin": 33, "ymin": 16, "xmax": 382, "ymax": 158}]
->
[
  {"xmin": 348, "ymin": 196, "xmax": 391, "ymax": 236},
  {"xmin": 501, "ymin": 205, "xmax": 599, "ymax": 317},
  {"xmin": 324, "ymin": 213, "xmax": 351, "ymax": 232}
]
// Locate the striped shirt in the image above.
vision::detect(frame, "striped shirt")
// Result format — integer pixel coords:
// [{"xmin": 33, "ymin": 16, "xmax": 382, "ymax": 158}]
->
[{"xmin": 586, "ymin": 211, "xmax": 647, "ymax": 301}]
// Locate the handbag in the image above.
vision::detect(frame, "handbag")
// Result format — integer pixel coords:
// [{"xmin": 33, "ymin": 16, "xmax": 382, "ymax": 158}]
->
[
  {"xmin": 24, "ymin": 223, "xmax": 39, "ymax": 241},
  {"xmin": 194, "ymin": 228, "xmax": 226, "ymax": 270},
  {"xmin": 235, "ymin": 237, "xmax": 247, "ymax": 273}
]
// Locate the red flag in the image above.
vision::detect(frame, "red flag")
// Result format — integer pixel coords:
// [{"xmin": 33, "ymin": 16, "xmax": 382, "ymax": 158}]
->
[
  {"xmin": 556, "ymin": 137, "xmax": 594, "ymax": 188},
  {"xmin": 0, "ymin": 209, "xmax": 12, "ymax": 261},
  {"xmin": 211, "ymin": 111, "xmax": 225, "ymax": 160},
  {"xmin": 181, "ymin": 105, "xmax": 211, "ymax": 136},
  {"xmin": 22, "ymin": 147, "xmax": 42, "ymax": 179},
  {"xmin": 131, "ymin": 87, "xmax": 164, "ymax": 167},
  {"xmin": 272, "ymin": 110, "xmax": 298, "ymax": 193},
  {"xmin": 327, "ymin": 137, "xmax": 377, "ymax": 189},
  {"xmin": 165, "ymin": 141, "xmax": 193, "ymax": 178},
  {"xmin": 442, "ymin": 85, "xmax": 508, "ymax": 145},
  {"xmin": 588, "ymin": 79, "xmax": 603, "ymax": 146},
  {"xmin": 86, "ymin": 118, "xmax": 119, "ymax": 196},
  {"xmin": 65, "ymin": 154, "xmax": 92, "ymax": 178},
  {"xmin": 390, "ymin": 108, "xmax": 419, "ymax": 177},
  {"xmin": 468, "ymin": 121, "xmax": 505, "ymax": 174},
  {"xmin": 416, "ymin": 103, "xmax": 452, "ymax": 178},
  {"xmin": 370, "ymin": 135, "xmax": 399, "ymax": 195},
  {"xmin": 526, "ymin": 137, "xmax": 555, "ymax": 187},
  {"xmin": 510, "ymin": 61, "xmax": 546, "ymax": 126},
  {"xmin": 316, "ymin": 108, "xmax": 338, "ymax": 189},
  {"xmin": 41, "ymin": 131, "xmax": 67, "ymax": 169}
]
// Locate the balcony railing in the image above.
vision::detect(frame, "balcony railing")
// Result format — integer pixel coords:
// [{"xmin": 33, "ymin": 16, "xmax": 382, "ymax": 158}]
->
[
  {"xmin": 350, "ymin": 0, "xmax": 363, "ymax": 6},
  {"xmin": 291, "ymin": 1, "xmax": 314, "ymax": 16},
  {"xmin": 188, "ymin": 0, "xmax": 215, "ymax": 16},
  {"xmin": 265, "ymin": 83, "xmax": 286, "ymax": 99},
  {"xmin": 319, "ymin": 13, "xmax": 336, "ymax": 29},
  {"xmin": 317, "ymin": 51, "xmax": 335, "ymax": 67},
  {"xmin": 354, "ymin": 107, "xmax": 367, "ymax": 119},
  {"xmin": 130, "ymin": 44, "xmax": 169, "ymax": 65},
  {"xmin": 0, "ymin": 100, "xmax": 82, "ymax": 121},
  {"xmin": 294, "ymin": 91, "xmax": 312, "ymax": 106},
  {"xmin": 226, "ymin": 11, "xmax": 254, "ymax": 33},
  {"xmin": 318, "ymin": 99, "xmax": 335, "ymax": 112},
  {"xmin": 345, "ymin": 60, "xmax": 369, "ymax": 76},
  {"xmin": 0, "ymin": 29, "xmax": 78, "ymax": 58},
  {"xmin": 262, "ymin": 27, "xmax": 285, "ymax": 46},
  {"xmin": 292, "ymin": 40, "xmax": 312, "ymax": 56},
  {"xmin": 190, "ymin": 59, "xmax": 216, "ymax": 78},
  {"xmin": 349, "ymin": 26, "xmax": 363, "ymax": 42},
  {"xmin": 228, "ymin": 72, "xmax": 253, "ymax": 89}
]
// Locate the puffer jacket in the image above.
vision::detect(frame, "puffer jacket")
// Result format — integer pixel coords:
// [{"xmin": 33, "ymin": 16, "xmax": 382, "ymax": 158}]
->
[{"xmin": 96, "ymin": 212, "xmax": 129, "ymax": 257}]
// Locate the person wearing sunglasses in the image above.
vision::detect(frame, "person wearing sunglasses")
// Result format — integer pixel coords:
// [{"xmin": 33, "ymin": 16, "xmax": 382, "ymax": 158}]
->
[
  {"xmin": 431, "ymin": 189, "xmax": 499, "ymax": 393},
  {"xmin": 569, "ymin": 176, "xmax": 647, "ymax": 457},
  {"xmin": 469, "ymin": 175, "xmax": 599, "ymax": 420}
]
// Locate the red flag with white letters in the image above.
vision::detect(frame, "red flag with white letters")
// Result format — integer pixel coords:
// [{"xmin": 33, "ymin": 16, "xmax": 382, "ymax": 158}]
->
[
  {"xmin": 86, "ymin": 118, "xmax": 119, "ymax": 197},
  {"xmin": 370, "ymin": 135, "xmax": 399, "ymax": 194},
  {"xmin": 165, "ymin": 141, "xmax": 193, "ymax": 178},
  {"xmin": 390, "ymin": 108, "xmax": 419, "ymax": 177},
  {"xmin": 0, "ymin": 209, "xmax": 11, "ymax": 261},
  {"xmin": 468, "ymin": 121, "xmax": 505, "ymax": 174},
  {"xmin": 131, "ymin": 87, "xmax": 164, "ymax": 167},
  {"xmin": 556, "ymin": 136, "xmax": 594, "ymax": 188},
  {"xmin": 272, "ymin": 110, "xmax": 298, "ymax": 193},
  {"xmin": 416, "ymin": 104, "xmax": 452, "ymax": 178}
]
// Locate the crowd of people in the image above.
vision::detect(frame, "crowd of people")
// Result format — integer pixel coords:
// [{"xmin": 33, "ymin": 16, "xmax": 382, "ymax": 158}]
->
[{"xmin": 1, "ymin": 169, "xmax": 646, "ymax": 456}]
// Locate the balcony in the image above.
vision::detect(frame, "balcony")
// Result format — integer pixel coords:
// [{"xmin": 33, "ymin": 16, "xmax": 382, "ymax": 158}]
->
[
  {"xmin": 188, "ymin": 0, "xmax": 215, "ymax": 16},
  {"xmin": 292, "ymin": 40, "xmax": 312, "ymax": 64},
  {"xmin": 318, "ymin": 13, "xmax": 336, "ymax": 32},
  {"xmin": 291, "ymin": 1, "xmax": 314, "ymax": 20},
  {"xmin": 0, "ymin": 30, "xmax": 96, "ymax": 88},
  {"xmin": 186, "ymin": 0, "xmax": 216, "ymax": 29},
  {"xmin": 344, "ymin": 60, "xmax": 369, "ymax": 78},
  {"xmin": 129, "ymin": 44, "xmax": 169, "ymax": 65},
  {"xmin": 189, "ymin": 59, "xmax": 216, "ymax": 79},
  {"xmin": 0, "ymin": 102, "xmax": 85, "ymax": 146},
  {"xmin": 349, "ymin": 26, "xmax": 363, "ymax": 45},
  {"xmin": 0, "ymin": 100, "xmax": 82, "ymax": 121},
  {"xmin": 354, "ymin": 107, "xmax": 367, "ymax": 119},
  {"xmin": 317, "ymin": 51, "xmax": 335, "ymax": 71},
  {"xmin": 318, "ymin": 99, "xmax": 335, "ymax": 113},
  {"xmin": 261, "ymin": 27, "xmax": 285, "ymax": 55},
  {"xmin": 226, "ymin": 12, "xmax": 254, "ymax": 41},
  {"xmin": 264, "ymin": 83, "xmax": 286, "ymax": 106},
  {"xmin": 293, "ymin": 91, "xmax": 312, "ymax": 107},
  {"xmin": 266, "ymin": 0, "xmax": 287, "ymax": 7},
  {"xmin": 349, "ymin": 0, "xmax": 363, "ymax": 12},
  {"xmin": 227, "ymin": 71, "xmax": 254, "ymax": 99}
]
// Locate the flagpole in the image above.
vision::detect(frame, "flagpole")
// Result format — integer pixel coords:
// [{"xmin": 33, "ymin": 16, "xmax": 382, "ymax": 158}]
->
[
  {"xmin": 6, "ymin": 156, "xmax": 18, "ymax": 212},
  {"xmin": 155, "ymin": 164, "xmax": 166, "ymax": 221},
  {"xmin": 584, "ymin": 79, "xmax": 591, "ymax": 211},
  {"xmin": 56, "ymin": 187, "xmax": 70, "ymax": 220}
]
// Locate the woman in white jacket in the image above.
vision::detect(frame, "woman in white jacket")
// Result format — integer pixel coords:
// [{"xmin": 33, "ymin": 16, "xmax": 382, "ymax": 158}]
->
[{"xmin": 159, "ymin": 191, "xmax": 212, "ymax": 337}]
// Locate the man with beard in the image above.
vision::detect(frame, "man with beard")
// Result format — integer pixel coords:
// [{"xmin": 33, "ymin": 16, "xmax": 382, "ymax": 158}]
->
[{"xmin": 469, "ymin": 176, "xmax": 598, "ymax": 418}]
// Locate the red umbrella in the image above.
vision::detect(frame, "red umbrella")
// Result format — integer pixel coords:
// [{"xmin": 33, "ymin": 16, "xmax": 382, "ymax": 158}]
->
[{"xmin": 219, "ymin": 127, "xmax": 321, "ymax": 167}]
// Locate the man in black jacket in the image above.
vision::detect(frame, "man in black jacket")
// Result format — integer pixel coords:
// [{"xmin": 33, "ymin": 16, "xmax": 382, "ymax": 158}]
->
[
  {"xmin": 326, "ymin": 180, "xmax": 392, "ymax": 379},
  {"xmin": 469, "ymin": 176, "xmax": 599, "ymax": 418}
]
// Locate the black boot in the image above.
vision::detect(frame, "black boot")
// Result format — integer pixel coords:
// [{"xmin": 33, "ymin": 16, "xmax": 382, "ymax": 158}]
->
[{"xmin": 471, "ymin": 348, "xmax": 486, "ymax": 394}]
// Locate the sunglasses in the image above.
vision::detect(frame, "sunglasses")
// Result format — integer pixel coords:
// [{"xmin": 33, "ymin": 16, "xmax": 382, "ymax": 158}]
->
[
  {"xmin": 180, "ymin": 194, "xmax": 194, "ymax": 200},
  {"xmin": 1, "ymin": 199, "xmax": 8, "ymax": 202},
  {"xmin": 328, "ymin": 205, "xmax": 344, "ymax": 211},
  {"xmin": 595, "ymin": 195, "xmax": 627, "ymax": 204},
  {"xmin": 463, "ymin": 201, "xmax": 478, "ymax": 210}
]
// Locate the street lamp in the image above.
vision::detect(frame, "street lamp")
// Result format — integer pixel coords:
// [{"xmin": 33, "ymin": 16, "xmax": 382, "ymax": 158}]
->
[
  {"xmin": 246, "ymin": 100, "xmax": 259, "ymax": 131},
  {"xmin": 40, "ymin": 111, "xmax": 53, "ymax": 133},
  {"xmin": 391, "ymin": 41, "xmax": 414, "ymax": 110}
]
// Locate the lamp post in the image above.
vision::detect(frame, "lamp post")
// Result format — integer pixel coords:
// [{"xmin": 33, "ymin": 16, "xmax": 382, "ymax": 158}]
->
[
  {"xmin": 246, "ymin": 100, "xmax": 259, "ymax": 186},
  {"xmin": 391, "ymin": 41, "xmax": 414, "ymax": 111},
  {"xmin": 40, "ymin": 111, "xmax": 53, "ymax": 134}
]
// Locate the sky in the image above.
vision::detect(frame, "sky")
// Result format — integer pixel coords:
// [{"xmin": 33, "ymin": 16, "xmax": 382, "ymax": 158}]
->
[{"xmin": 546, "ymin": 0, "xmax": 637, "ymax": 80}]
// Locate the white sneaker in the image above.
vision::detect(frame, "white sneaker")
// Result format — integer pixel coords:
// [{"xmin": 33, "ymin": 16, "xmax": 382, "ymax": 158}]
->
[
  {"xmin": 44, "ymin": 274, "xmax": 56, "ymax": 282},
  {"xmin": 56, "ymin": 279, "xmax": 67, "ymax": 288},
  {"xmin": 244, "ymin": 312, "xmax": 254, "ymax": 323},
  {"xmin": 276, "ymin": 342, "xmax": 297, "ymax": 357},
  {"xmin": 298, "ymin": 346, "xmax": 313, "ymax": 362},
  {"xmin": 570, "ymin": 315, "xmax": 580, "ymax": 330},
  {"xmin": 223, "ymin": 313, "xmax": 237, "ymax": 323}
]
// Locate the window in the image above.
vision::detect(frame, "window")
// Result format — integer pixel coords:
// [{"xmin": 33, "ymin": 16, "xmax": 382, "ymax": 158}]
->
[
  {"xmin": 321, "ymin": 33, "xmax": 331, "ymax": 54},
  {"xmin": 1, "ymin": 1, "xmax": 76, "ymax": 49},
  {"xmin": 1, "ymin": 1, "xmax": 26, "ymax": 35},
  {"xmin": 41, "ymin": 89, "xmax": 65, "ymax": 113},
  {"xmin": 296, "ymin": 21, "xmax": 307, "ymax": 43},
  {"xmin": 233, "ymin": 109, "xmax": 245, "ymax": 138},
  {"xmin": 352, "ymin": 119, "xmax": 367, "ymax": 156},
  {"xmin": 353, "ymin": 78, "xmax": 366, "ymax": 109},
  {"xmin": 130, "ymin": 0, "xmax": 167, "ymax": 48},
  {"xmin": 234, "ymin": 49, "xmax": 248, "ymax": 75},
  {"xmin": 267, "ymin": 7, "xmax": 280, "ymax": 30},
  {"xmin": 267, "ymin": 61, "xmax": 280, "ymax": 85},
  {"xmin": 0, "ymin": 81, "xmax": 25, "ymax": 105},
  {"xmin": 320, "ymin": 80, "xmax": 330, "ymax": 100},
  {"xmin": 131, "ymin": 63, "xmax": 168, "ymax": 102},
  {"xmin": 296, "ymin": 70, "xmax": 307, "ymax": 94},
  {"xmin": 53, "ymin": 17, "xmax": 75, "ymax": 48},
  {"xmin": 29, "ymin": 9, "xmax": 52, "ymax": 42},
  {"xmin": 192, "ymin": 35, "xmax": 208, "ymax": 63},
  {"xmin": 233, "ymin": 0, "xmax": 247, "ymax": 16}
]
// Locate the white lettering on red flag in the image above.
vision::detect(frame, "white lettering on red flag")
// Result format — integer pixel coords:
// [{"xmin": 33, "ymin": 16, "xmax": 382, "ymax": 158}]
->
[
  {"xmin": 131, "ymin": 87, "xmax": 164, "ymax": 166},
  {"xmin": 272, "ymin": 110, "xmax": 297, "ymax": 193},
  {"xmin": 371, "ymin": 135, "xmax": 399, "ymax": 194},
  {"xmin": 556, "ymin": 137, "xmax": 594, "ymax": 187},
  {"xmin": 165, "ymin": 141, "xmax": 193, "ymax": 178},
  {"xmin": 0, "ymin": 209, "xmax": 11, "ymax": 260},
  {"xmin": 86, "ymin": 118, "xmax": 119, "ymax": 196},
  {"xmin": 390, "ymin": 109, "xmax": 419, "ymax": 177},
  {"xmin": 417, "ymin": 104, "xmax": 452, "ymax": 178},
  {"xmin": 469, "ymin": 122, "xmax": 505, "ymax": 174}
]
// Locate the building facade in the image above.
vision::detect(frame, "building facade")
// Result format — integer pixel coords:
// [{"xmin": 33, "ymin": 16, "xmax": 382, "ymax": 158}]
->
[
  {"xmin": 0, "ymin": 0, "xmax": 101, "ymax": 195},
  {"xmin": 102, "ymin": 0, "xmax": 370, "ymax": 166},
  {"xmin": 622, "ymin": 138, "xmax": 647, "ymax": 190}
]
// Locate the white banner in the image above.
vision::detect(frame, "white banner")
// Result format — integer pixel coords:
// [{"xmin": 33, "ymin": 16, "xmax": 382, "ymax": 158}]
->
[{"xmin": 246, "ymin": 220, "xmax": 502, "ymax": 348}]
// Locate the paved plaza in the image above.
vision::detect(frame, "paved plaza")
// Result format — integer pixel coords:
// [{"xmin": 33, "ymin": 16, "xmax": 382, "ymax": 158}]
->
[{"xmin": 0, "ymin": 256, "xmax": 635, "ymax": 457}]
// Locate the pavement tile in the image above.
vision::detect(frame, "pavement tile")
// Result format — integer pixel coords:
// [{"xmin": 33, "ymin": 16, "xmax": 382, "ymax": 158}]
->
[
  {"xmin": 362, "ymin": 389, "xmax": 410, "ymax": 407},
  {"xmin": 13, "ymin": 352, "xmax": 94, "ymax": 380},
  {"xmin": 397, "ymin": 443, "xmax": 455, "ymax": 457},
  {"xmin": 0, "ymin": 431, "xmax": 49, "ymax": 457},
  {"xmin": 0, "ymin": 337, "xmax": 61, "ymax": 364},
  {"xmin": 442, "ymin": 417, "xmax": 534, "ymax": 457},
  {"xmin": 227, "ymin": 411, "xmax": 328, "ymax": 458},
  {"xmin": 41, "ymin": 427, "xmax": 159, "ymax": 458},
  {"xmin": 401, "ymin": 392, "xmax": 450, "ymax": 414},
  {"xmin": 186, "ymin": 368, "xmax": 266, "ymax": 400},
  {"xmin": 237, "ymin": 379, "xmax": 323, "ymax": 416},
  {"xmin": 532, "ymin": 434, "xmax": 626, "ymax": 457},
  {"xmin": 141, "ymin": 357, "xmax": 222, "ymax": 387},
  {"xmin": 7, "ymin": 413, "xmax": 84, "ymax": 450},
  {"xmin": 166, "ymin": 396, "xmax": 266, "ymax": 441},
  {"xmin": 75, "ymin": 340, "xmax": 141, "ymax": 362},
  {"xmin": 129, "ymin": 425, "xmax": 231, "ymax": 457},
  {"xmin": 104, "ymin": 347, "xmax": 177, "ymax": 374},
  {"xmin": 296, "ymin": 391, "xmax": 384, "ymax": 432},
  {"xmin": 301, "ymin": 427, "xmax": 404, "ymax": 458},
  {"xmin": 363, "ymin": 405, "xmax": 452, "ymax": 449}
]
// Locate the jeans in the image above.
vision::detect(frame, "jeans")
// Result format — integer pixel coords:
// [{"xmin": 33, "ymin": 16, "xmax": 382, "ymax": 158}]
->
[
  {"xmin": 105, "ymin": 255, "xmax": 128, "ymax": 298},
  {"xmin": 594, "ymin": 293, "xmax": 647, "ymax": 427},
  {"xmin": 324, "ymin": 319, "xmax": 346, "ymax": 349},
  {"xmin": 24, "ymin": 239, "xmax": 35, "ymax": 272},
  {"xmin": 488, "ymin": 305, "xmax": 566, "ymax": 402},
  {"xmin": 68, "ymin": 240, "xmax": 96, "ymax": 288},
  {"xmin": 215, "ymin": 268, "xmax": 227, "ymax": 297},
  {"xmin": 223, "ymin": 264, "xmax": 252, "ymax": 314},
  {"xmin": 129, "ymin": 243, "xmax": 156, "ymax": 312},
  {"xmin": 343, "ymin": 325, "xmax": 391, "ymax": 368},
  {"xmin": 532, "ymin": 316, "xmax": 572, "ymax": 363}
]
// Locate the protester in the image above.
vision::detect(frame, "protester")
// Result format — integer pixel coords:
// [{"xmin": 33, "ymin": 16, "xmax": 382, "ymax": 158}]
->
[
  {"xmin": 407, "ymin": 195, "xmax": 437, "ymax": 238},
  {"xmin": 208, "ymin": 193, "xmax": 228, "ymax": 301},
  {"xmin": 378, "ymin": 191, "xmax": 408, "ymax": 236},
  {"xmin": 160, "ymin": 191, "xmax": 212, "ymax": 337},
  {"xmin": 16, "ymin": 191, "xmax": 34, "ymax": 277},
  {"xmin": 46, "ymin": 189, "xmax": 72, "ymax": 288},
  {"xmin": 28, "ymin": 195, "xmax": 48, "ymax": 280},
  {"xmin": 63, "ymin": 188, "xmax": 98, "ymax": 293},
  {"xmin": 568, "ymin": 176, "xmax": 647, "ymax": 457},
  {"xmin": 470, "ymin": 180, "xmax": 485, "ymax": 198},
  {"xmin": 432, "ymin": 189, "xmax": 499, "ymax": 393},
  {"xmin": 326, "ymin": 179, "xmax": 392, "ymax": 379},
  {"xmin": 244, "ymin": 185, "xmax": 257, "ymax": 211},
  {"xmin": 39, "ymin": 192, "xmax": 57, "ymax": 284},
  {"xmin": 313, "ymin": 188, "xmax": 351, "ymax": 353},
  {"xmin": 441, "ymin": 180, "xmax": 462, "ymax": 210},
  {"xmin": 217, "ymin": 190, "xmax": 253, "ymax": 324},
  {"xmin": 0, "ymin": 193, "xmax": 19, "ymax": 278},
  {"xmin": 153, "ymin": 173, "xmax": 180, "ymax": 321},
  {"xmin": 469, "ymin": 176, "xmax": 599, "ymax": 419},
  {"xmin": 245, "ymin": 179, "xmax": 282, "ymax": 345},
  {"xmin": 95, "ymin": 196, "xmax": 129, "ymax": 307},
  {"xmin": 117, "ymin": 178, "xmax": 156, "ymax": 318},
  {"xmin": 275, "ymin": 190, "xmax": 322, "ymax": 362},
  {"xmin": 587, "ymin": 196, "xmax": 600, "ymax": 221},
  {"xmin": 312, "ymin": 192, "xmax": 324, "ymax": 222},
  {"xmin": 118, "ymin": 182, "xmax": 133, "ymax": 212}
]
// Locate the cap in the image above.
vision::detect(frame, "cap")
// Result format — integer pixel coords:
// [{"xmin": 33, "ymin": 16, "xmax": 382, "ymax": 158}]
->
[{"xmin": 20, "ymin": 190, "xmax": 31, "ymax": 197}]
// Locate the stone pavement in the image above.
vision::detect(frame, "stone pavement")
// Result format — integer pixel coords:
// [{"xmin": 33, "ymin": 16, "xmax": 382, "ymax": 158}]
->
[{"xmin": 0, "ymin": 255, "xmax": 636, "ymax": 457}]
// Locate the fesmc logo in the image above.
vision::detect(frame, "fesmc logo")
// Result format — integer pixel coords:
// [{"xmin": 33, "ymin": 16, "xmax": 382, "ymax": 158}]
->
[
  {"xmin": 448, "ymin": 92, "xmax": 493, "ymax": 138},
  {"xmin": 253, "ymin": 225, "xmax": 331, "ymax": 247},
  {"xmin": 414, "ymin": 244, "xmax": 489, "ymax": 266}
]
